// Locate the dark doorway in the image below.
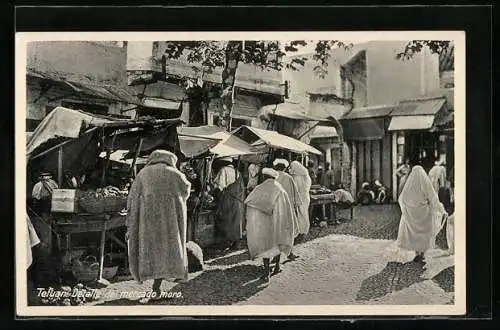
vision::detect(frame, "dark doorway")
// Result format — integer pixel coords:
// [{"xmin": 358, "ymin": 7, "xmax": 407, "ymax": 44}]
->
[{"xmin": 405, "ymin": 131, "xmax": 439, "ymax": 172}]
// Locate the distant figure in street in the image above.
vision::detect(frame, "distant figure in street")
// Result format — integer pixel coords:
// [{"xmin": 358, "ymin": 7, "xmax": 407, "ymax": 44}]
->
[
  {"xmin": 321, "ymin": 162, "xmax": 335, "ymax": 189},
  {"xmin": 395, "ymin": 158, "xmax": 411, "ymax": 197},
  {"xmin": 428, "ymin": 158, "xmax": 447, "ymax": 194},
  {"xmin": 307, "ymin": 160, "xmax": 317, "ymax": 185},
  {"xmin": 274, "ymin": 158, "xmax": 301, "ymax": 261},
  {"xmin": 244, "ymin": 168, "xmax": 295, "ymax": 283},
  {"xmin": 126, "ymin": 150, "xmax": 191, "ymax": 302},
  {"xmin": 357, "ymin": 182, "xmax": 375, "ymax": 205},
  {"xmin": 289, "ymin": 160, "xmax": 312, "ymax": 237},
  {"xmin": 396, "ymin": 165, "xmax": 447, "ymax": 263}
]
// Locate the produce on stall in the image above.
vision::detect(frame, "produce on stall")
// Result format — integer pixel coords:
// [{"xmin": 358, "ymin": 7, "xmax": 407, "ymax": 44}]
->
[{"xmin": 27, "ymin": 107, "xmax": 183, "ymax": 284}]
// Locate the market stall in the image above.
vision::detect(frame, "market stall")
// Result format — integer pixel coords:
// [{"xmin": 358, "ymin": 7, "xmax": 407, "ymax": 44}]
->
[
  {"xmin": 231, "ymin": 125, "xmax": 353, "ymax": 226},
  {"xmin": 27, "ymin": 107, "xmax": 182, "ymax": 284},
  {"xmin": 177, "ymin": 126, "xmax": 265, "ymax": 248}
]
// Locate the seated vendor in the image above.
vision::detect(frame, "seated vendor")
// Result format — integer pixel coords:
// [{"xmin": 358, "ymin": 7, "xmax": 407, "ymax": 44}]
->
[
  {"xmin": 357, "ymin": 182, "xmax": 375, "ymax": 205},
  {"xmin": 333, "ymin": 184, "xmax": 355, "ymax": 206},
  {"xmin": 373, "ymin": 180, "xmax": 388, "ymax": 204}
]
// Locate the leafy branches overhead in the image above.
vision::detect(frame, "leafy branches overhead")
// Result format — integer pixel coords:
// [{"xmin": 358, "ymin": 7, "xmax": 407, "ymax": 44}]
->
[
  {"xmin": 163, "ymin": 40, "xmax": 354, "ymax": 78},
  {"xmin": 396, "ymin": 40, "xmax": 452, "ymax": 60}
]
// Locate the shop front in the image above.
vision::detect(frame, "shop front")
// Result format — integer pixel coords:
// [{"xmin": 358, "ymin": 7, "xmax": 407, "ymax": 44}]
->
[
  {"xmin": 340, "ymin": 105, "xmax": 395, "ymax": 199},
  {"xmin": 388, "ymin": 96, "xmax": 453, "ymax": 173}
]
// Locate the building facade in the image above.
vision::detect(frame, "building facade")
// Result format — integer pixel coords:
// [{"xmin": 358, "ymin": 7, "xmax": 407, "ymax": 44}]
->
[
  {"xmin": 283, "ymin": 41, "xmax": 453, "ymax": 198},
  {"xmin": 26, "ymin": 41, "xmax": 140, "ymax": 132},
  {"xmin": 126, "ymin": 41, "xmax": 285, "ymax": 127}
]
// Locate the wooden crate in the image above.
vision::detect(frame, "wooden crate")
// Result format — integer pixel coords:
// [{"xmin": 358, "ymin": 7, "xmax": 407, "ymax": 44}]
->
[{"xmin": 51, "ymin": 189, "xmax": 77, "ymax": 213}]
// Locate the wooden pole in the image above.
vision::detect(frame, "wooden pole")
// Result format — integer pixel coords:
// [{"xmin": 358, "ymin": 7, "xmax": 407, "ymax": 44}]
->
[
  {"xmin": 57, "ymin": 146, "xmax": 63, "ymax": 187},
  {"xmin": 130, "ymin": 137, "xmax": 144, "ymax": 177},
  {"xmin": 101, "ymin": 131, "xmax": 118, "ymax": 186}
]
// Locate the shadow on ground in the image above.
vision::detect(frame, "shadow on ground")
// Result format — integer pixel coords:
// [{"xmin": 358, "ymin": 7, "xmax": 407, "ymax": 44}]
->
[
  {"xmin": 432, "ymin": 266, "xmax": 454, "ymax": 292},
  {"xmin": 95, "ymin": 264, "xmax": 266, "ymax": 306},
  {"xmin": 205, "ymin": 250, "xmax": 251, "ymax": 267},
  {"xmin": 356, "ymin": 261, "xmax": 426, "ymax": 301},
  {"xmin": 203, "ymin": 204, "xmax": 402, "ymax": 262}
]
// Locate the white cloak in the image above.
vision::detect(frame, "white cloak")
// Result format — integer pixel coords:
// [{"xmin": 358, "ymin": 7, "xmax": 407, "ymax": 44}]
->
[
  {"xmin": 244, "ymin": 179, "xmax": 295, "ymax": 259},
  {"xmin": 396, "ymin": 166, "xmax": 446, "ymax": 252}
]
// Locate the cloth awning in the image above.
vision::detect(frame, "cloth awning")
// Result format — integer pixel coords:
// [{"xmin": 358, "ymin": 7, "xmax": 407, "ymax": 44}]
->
[
  {"xmin": 342, "ymin": 118, "xmax": 386, "ymax": 141},
  {"xmin": 309, "ymin": 125, "xmax": 338, "ymax": 139},
  {"xmin": 177, "ymin": 125, "xmax": 262, "ymax": 158},
  {"xmin": 260, "ymin": 102, "xmax": 327, "ymax": 122},
  {"xmin": 142, "ymin": 98, "xmax": 182, "ymax": 110},
  {"xmin": 231, "ymin": 125, "xmax": 322, "ymax": 155},
  {"xmin": 210, "ymin": 135, "xmax": 266, "ymax": 158},
  {"xmin": 177, "ymin": 125, "xmax": 230, "ymax": 141},
  {"xmin": 178, "ymin": 136, "xmax": 220, "ymax": 158},
  {"xmin": 388, "ymin": 97, "xmax": 448, "ymax": 131},
  {"xmin": 27, "ymin": 106, "xmax": 182, "ymax": 158}
]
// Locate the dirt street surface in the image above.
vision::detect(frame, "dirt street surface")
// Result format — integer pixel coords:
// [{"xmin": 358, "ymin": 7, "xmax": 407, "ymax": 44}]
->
[{"xmin": 88, "ymin": 204, "xmax": 454, "ymax": 306}]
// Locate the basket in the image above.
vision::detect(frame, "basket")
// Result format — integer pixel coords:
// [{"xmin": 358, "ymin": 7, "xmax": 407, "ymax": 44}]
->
[
  {"xmin": 78, "ymin": 194, "xmax": 127, "ymax": 214},
  {"xmin": 72, "ymin": 255, "xmax": 119, "ymax": 282}
]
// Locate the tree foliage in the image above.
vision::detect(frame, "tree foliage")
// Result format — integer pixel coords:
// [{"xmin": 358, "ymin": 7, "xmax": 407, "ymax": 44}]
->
[
  {"xmin": 395, "ymin": 40, "xmax": 452, "ymax": 60},
  {"xmin": 161, "ymin": 39, "xmax": 453, "ymax": 128}
]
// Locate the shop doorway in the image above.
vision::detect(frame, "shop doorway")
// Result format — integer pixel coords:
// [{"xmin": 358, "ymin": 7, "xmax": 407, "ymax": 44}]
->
[{"xmin": 405, "ymin": 131, "xmax": 439, "ymax": 172}]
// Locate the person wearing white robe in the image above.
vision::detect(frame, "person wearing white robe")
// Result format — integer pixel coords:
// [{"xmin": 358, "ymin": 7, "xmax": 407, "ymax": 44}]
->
[
  {"xmin": 213, "ymin": 157, "xmax": 236, "ymax": 191},
  {"xmin": 273, "ymin": 158, "xmax": 302, "ymax": 261},
  {"xmin": 244, "ymin": 168, "xmax": 295, "ymax": 282},
  {"xmin": 27, "ymin": 215, "xmax": 40, "ymax": 269},
  {"xmin": 428, "ymin": 159, "xmax": 447, "ymax": 194},
  {"xmin": 289, "ymin": 160, "xmax": 312, "ymax": 236},
  {"xmin": 396, "ymin": 165, "xmax": 448, "ymax": 263}
]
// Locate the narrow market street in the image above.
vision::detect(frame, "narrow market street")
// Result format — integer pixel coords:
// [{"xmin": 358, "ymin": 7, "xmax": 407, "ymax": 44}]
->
[{"xmin": 88, "ymin": 204, "xmax": 454, "ymax": 306}]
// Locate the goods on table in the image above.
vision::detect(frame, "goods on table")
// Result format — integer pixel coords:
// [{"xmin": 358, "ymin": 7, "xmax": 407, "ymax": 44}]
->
[
  {"xmin": 309, "ymin": 185, "xmax": 332, "ymax": 195},
  {"xmin": 78, "ymin": 186, "xmax": 128, "ymax": 214}
]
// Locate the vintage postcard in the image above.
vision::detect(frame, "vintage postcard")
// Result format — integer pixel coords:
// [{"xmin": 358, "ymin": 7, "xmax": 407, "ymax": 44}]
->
[{"xmin": 16, "ymin": 31, "xmax": 465, "ymax": 317}]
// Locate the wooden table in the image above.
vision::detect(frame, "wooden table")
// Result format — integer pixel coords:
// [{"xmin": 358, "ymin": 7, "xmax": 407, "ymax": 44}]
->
[
  {"xmin": 309, "ymin": 193, "xmax": 336, "ymax": 222},
  {"xmin": 53, "ymin": 213, "xmax": 126, "ymax": 283},
  {"xmin": 309, "ymin": 194, "xmax": 354, "ymax": 223}
]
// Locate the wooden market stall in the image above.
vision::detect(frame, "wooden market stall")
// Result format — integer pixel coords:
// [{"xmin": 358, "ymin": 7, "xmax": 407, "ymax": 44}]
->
[
  {"xmin": 177, "ymin": 126, "xmax": 265, "ymax": 248},
  {"xmin": 27, "ymin": 107, "xmax": 183, "ymax": 284},
  {"xmin": 231, "ymin": 125, "xmax": 353, "ymax": 225}
]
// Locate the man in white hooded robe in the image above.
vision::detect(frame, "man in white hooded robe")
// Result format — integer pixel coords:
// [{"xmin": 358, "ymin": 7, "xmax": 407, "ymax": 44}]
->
[{"xmin": 244, "ymin": 168, "xmax": 295, "ymax": 283}]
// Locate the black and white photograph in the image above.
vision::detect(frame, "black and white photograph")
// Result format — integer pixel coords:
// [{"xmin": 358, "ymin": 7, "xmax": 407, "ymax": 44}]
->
[{"xmin": 15, "ymin": 31, "xmax": 465, "ymax": 316}]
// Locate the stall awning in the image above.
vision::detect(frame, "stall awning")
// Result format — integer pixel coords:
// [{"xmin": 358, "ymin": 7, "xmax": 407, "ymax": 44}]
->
[
  {"xmin": 27, "ymin": 106, "xmax": 182, "ymax": 158},
  {"xmin": 177, "ymin": 125, "xmax": 230, "ymax": 141},
  {"xmin": 210, "ymin": 135, "xmax": 266, "ymax": 158},
  {"xmin": 143, "ymin": 97, "xmax": 182, "ymax": 110},
  {"xmin": 309, "ymin": 125, "xmax": 338, "ymax": 139},
  {"xmin": 231, "ymin": 125, "xmax": 322, "ymax": 155},
  {"xmin": 342, "ymin": 118, "xmax": 386, "ymax": 141},
  {"xmin": 388, "ymin": 97, "xmax": 448, "ymax": 131},
  {"xmin": 260, "ymin": 102, "xmax": 327, "ymax": 122},
  {"xmin": 179, "ymin": 136, "xmax": 220, "ymax": 158},
  {"xmin": 388, "ymin": 115, "xmax": 435, "ymax": 131}
]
